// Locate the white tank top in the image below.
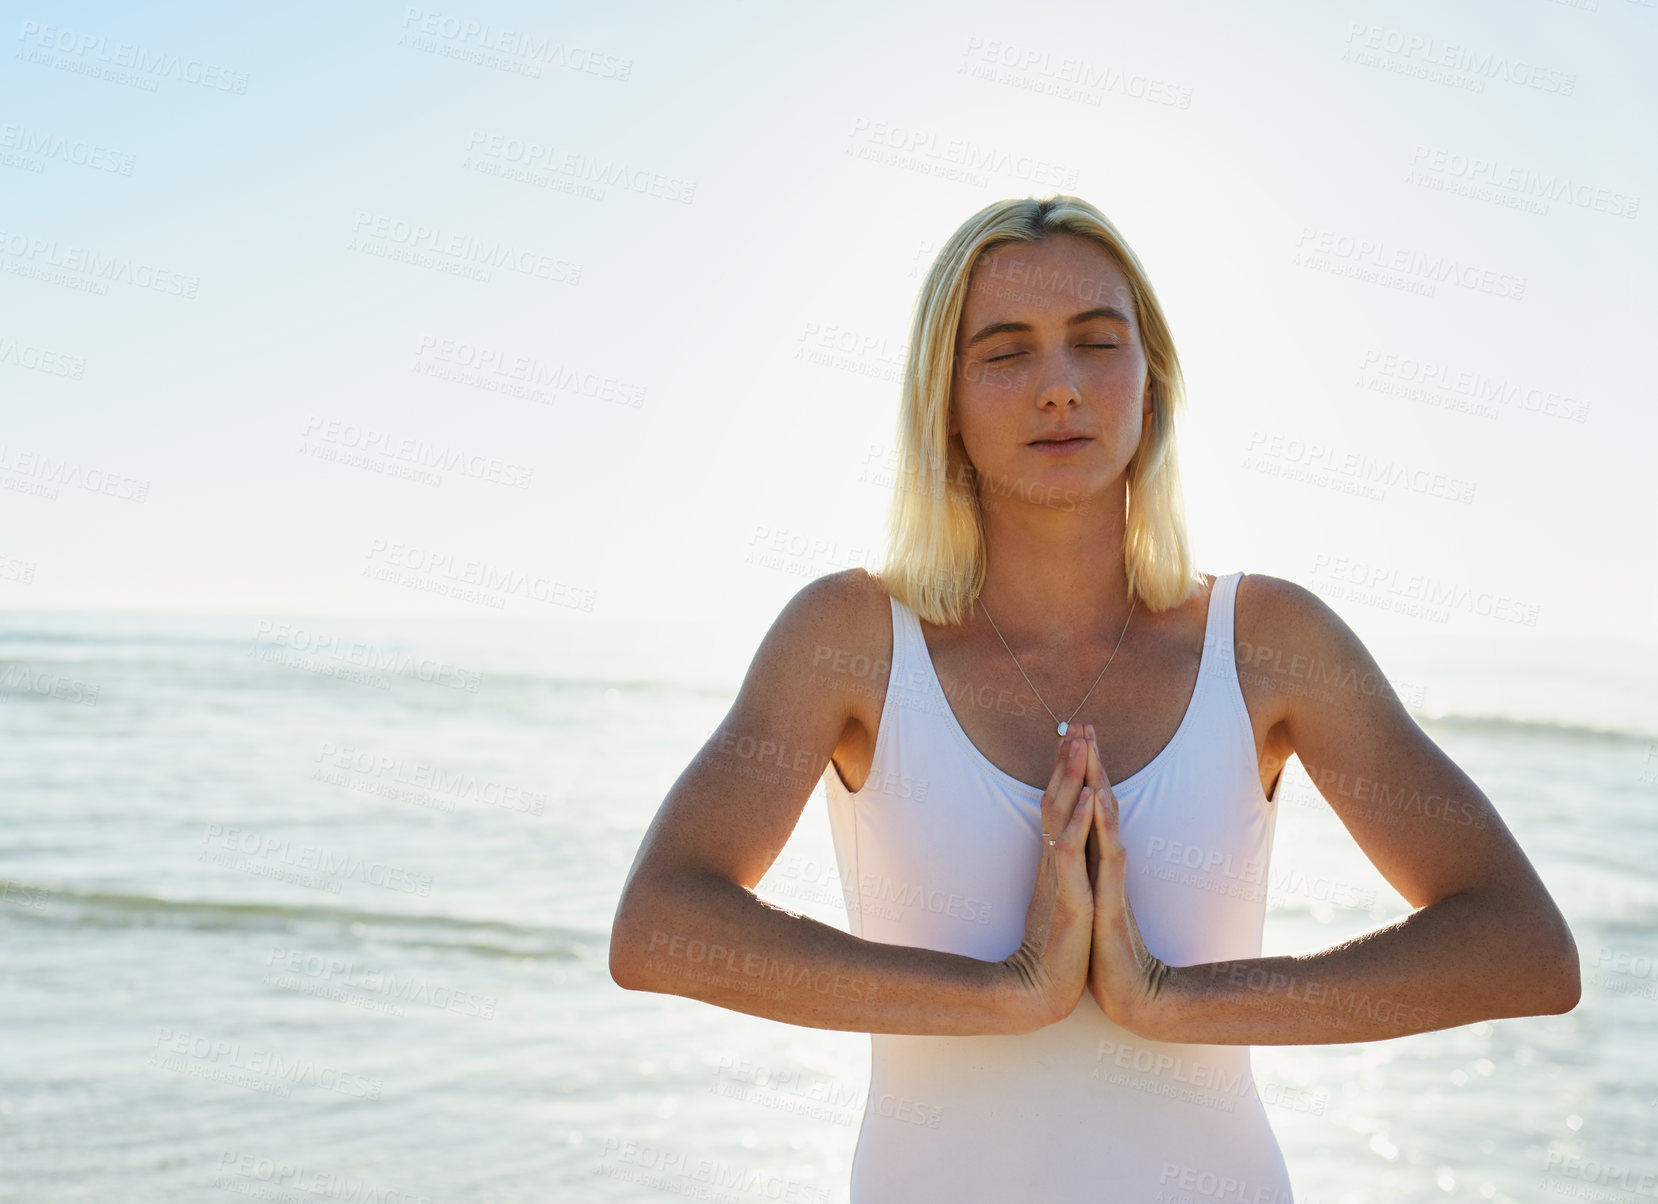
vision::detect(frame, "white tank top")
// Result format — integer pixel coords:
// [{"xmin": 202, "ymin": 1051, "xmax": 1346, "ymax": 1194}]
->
[{"xmin": 822, "ymin": 570, "xmax": 1294, "ymax": 1202}]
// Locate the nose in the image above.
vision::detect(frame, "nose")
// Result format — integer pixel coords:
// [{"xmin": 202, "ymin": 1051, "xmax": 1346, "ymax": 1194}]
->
[
  {"xmin": 1034, "ymin": 350, "xmax": 1083, "ymax": 409},
  {"xmin": 1040, "ymin": 384, "xmax": 1081, "ymax": 408}
]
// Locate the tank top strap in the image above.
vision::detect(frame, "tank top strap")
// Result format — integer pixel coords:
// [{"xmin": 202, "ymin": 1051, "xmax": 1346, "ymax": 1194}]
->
[
  {"xmin": 852, "ymin": 593, "xmax": 922, "ymax": 796},
  {"xmin": 886, "ymin": 593, "xmax": 925, "ymax": 704},
  {"xmin": 1199, "ymin": 570, "xmax": 1266, "ymax": 783},
  {"xmin": 853, "ymin": 592, "xmax": 969, "ymax": 802},
  {"xmin": 1210, "ymin": 570, "xmax": 1242, "ymax": 658}
]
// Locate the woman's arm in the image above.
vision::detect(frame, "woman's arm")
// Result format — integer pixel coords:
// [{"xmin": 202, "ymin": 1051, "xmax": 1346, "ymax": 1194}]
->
[
  {"xmin": 608, "ymin": 568, "xmax": 1090, "ymax": 1036},
  {"xmin": 1100, "ymin": 573, "xmax": 1580, "ymax": 1045}
]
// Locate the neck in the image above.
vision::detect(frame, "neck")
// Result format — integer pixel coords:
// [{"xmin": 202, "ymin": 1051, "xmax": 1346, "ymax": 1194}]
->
[{"xmin": 972, "ymin": 484, "xmax": 1133, "ymax": 641}]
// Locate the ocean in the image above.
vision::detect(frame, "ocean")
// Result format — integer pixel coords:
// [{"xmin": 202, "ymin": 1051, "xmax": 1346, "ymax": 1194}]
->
[{"xmin": 1, "ymin": 609, "xmax": 1654, "ymax": 1203}]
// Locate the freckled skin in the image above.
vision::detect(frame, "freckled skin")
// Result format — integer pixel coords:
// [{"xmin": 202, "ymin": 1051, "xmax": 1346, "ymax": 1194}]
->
[{"xmin": 610, "ymin": 228, "xmax": 1581, "ymax": 1044}]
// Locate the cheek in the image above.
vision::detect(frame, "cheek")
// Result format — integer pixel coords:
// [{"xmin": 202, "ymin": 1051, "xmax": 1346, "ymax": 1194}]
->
[
  {"xmin": 958, "ymin": 359, "xmax": 1026, "ymax": 394},
  {"xmin": 1092, "ymin": 353, "xmax": 1146, "ymax": 388}
]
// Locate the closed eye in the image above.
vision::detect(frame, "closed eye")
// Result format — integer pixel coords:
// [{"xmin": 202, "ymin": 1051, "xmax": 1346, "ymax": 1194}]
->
[{"xmin": 986, "ymin": 344, "xmax": 1118, "ymax": 364}]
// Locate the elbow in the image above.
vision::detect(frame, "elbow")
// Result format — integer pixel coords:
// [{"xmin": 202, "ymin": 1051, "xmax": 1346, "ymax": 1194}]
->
[
  {"xmin": 1539, "ymin": 929, "xmax": 1582, "ymax": 1015},
  {"xmin": 608, "ymin": 926, "xmax": 642, "ymax": 991},
  {"xmin": 608, "ymin": 868, "xmax": 722, "ymax": 993},
  {"xmin": 1520, "ymin": 914, "xmax": 1581, "ymax": 1016},
  {"xmin": 608, "ymin": 889, "xmax": 659, "ymax": 992},
  {"xmin": 1532, "ymin": 960, "xmax": 1580, "ymax": 1016},
  {"xmin": 1479, "ymin": 887, "xmax": 1581, "ymax": 1017}
]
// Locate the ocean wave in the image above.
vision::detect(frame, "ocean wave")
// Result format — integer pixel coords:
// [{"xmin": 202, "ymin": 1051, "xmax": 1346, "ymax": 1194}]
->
[
  {"xmin": 1412, "ymin": 711, "xmax": 1657, "ymax": 744},
  {"xmin": 0, "ymin": 880, "xmax": 590, "ymax": 960}
]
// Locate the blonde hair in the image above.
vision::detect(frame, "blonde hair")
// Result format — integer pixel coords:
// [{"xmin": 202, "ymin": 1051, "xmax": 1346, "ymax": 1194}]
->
[{"xmin": 876, "ymin": 194, "xmax": 1203, "ymax": 627}]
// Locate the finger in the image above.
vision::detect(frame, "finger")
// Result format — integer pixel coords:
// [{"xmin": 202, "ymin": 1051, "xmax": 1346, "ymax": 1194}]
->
[
  {"xmin": 1053, "ymin": 733, "xmax": 1088, "ymax": 830},
  {"xmin": 1062, "ymin": 785, "xmax": 1094, "ymax": 846},
  {"xmin": 1092, "ymin": 786, "xmax": 1113, "ymax": 844},
  {"xmin": 1093, "ymin": 785, "xmax": 1126, "ymax": 859},
  {"xmin": 1060, "ymin": 787, "xmax": 1096, "ymax": 902},
  {"xmin": 1082, "ymin": 725, "xmax": 1103, "ymax": 789},
  {"xmin": 1040, "ymin": 730, "xmax": 1080, "ymax": 836}
]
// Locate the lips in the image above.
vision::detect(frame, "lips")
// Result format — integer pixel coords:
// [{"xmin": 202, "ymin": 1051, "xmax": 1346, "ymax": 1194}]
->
[{"xmin": 1029, "ymin": 436, "xmax": 1093, "ymax": 451}]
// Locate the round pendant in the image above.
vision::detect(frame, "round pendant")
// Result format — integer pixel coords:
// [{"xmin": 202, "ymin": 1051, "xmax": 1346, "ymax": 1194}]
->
[{"xmin": 1056, "ymin": 720, "xmax": 1068, "ymax": 736}]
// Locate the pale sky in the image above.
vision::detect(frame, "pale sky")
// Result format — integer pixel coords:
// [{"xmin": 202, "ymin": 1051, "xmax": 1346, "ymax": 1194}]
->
[{"xmin": 3, "ymin": 1, "xmax": 1654, "ymax": 672}]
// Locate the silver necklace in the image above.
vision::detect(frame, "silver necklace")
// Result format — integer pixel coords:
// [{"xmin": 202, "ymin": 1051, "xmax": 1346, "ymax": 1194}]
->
[{"xmin": 977, "ymin": 591, "xmax": 1136, "ymax": 737}]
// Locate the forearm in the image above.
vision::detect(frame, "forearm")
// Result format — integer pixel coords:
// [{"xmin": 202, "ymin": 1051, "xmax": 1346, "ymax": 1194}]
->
[
  {"xmin": 612, "ymin": 870, "xmax": 1027, "ymax": 1035},
  {"xmin": 1139, "ymin": 889, "xmax": 1576, "ymax": 1045}
]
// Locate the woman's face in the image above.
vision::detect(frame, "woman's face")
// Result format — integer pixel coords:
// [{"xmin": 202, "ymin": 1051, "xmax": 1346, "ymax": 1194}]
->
[{"xmin": 949, "ymin": 233, "xmax": 1153, "ymax": 514}]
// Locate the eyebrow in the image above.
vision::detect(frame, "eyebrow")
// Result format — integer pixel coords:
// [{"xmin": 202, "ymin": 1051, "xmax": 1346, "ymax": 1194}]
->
[{"xmin": 963, "ymin": 306, "xmax": 1133, "ymax": 350}]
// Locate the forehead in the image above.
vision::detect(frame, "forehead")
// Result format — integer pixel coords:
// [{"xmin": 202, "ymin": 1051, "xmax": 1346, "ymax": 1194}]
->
[{"xmin": 961, "ymin": 232, "xmax": 1134, "ymax": 324}]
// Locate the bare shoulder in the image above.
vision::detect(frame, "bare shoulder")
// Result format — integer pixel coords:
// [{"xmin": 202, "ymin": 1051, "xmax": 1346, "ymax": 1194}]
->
[
  {"xmin": 799, "ymin": 566, "xmax": 893, "ymax": 636},
  {"xmin": 788, "ymin": 568, "xmax": 893, "ymax": 721},
  {"xmin": 1234, "ymin": 570, "xmax": 1320, "ymax": 633},
  {"xmin": 1234, "ymin": 571, "xmax": 1364, "ymax": 662},
  {"xmin": 774, "ymin": 568, "xmax": 892, "ymax": 669},
  {"xmin": 1232, "ymin": 570, "xmax": 1411, "ymax": 736}
]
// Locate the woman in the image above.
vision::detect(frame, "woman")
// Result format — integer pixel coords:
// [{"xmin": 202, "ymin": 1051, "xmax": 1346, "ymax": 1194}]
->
[{"xmin": 609, "ymin": 195, "xmax": 1579, "ymax": 1201}]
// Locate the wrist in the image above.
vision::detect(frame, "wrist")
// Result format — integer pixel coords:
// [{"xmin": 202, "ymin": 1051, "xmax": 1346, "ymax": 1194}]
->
[
  {"xmin": 1129, "ymin": 960, "xmax": 1182, "ymax": 1041},
  {"xmin": 989, "ymin": 957, "xmax": 1052, "ymax": 1034}
]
